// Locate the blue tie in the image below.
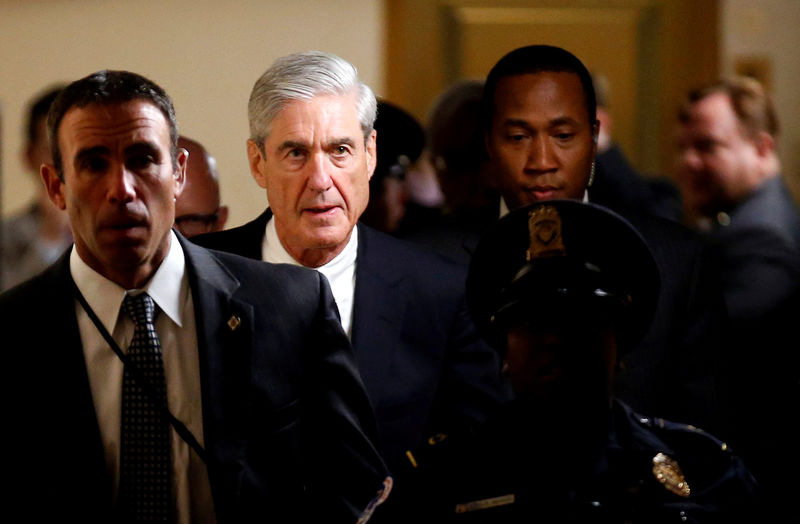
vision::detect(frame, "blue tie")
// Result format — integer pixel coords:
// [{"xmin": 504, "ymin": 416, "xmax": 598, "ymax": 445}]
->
[{"xmin": 119, "ymin": 292, "xmax": 171, "ymax": 522}]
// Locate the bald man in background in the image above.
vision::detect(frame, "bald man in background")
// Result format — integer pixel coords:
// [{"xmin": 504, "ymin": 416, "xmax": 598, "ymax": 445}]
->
[{"xmin": 174, "ymin": 136, "xmax": 229, "ymax": 237}]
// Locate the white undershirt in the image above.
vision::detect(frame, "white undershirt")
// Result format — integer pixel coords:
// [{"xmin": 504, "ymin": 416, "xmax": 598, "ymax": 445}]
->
[
  {"xmin": 262, "ymin": 217, "xmax": 357, "ymax": 336},
  {"xmin": 71, "ymin": 231, "xmax": 215, "ymax": 524}
]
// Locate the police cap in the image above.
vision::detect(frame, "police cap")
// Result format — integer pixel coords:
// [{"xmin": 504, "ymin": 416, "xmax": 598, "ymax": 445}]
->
[{"xmin": 466, "ymin": 200, "xmax": 659, "ymax": 356}]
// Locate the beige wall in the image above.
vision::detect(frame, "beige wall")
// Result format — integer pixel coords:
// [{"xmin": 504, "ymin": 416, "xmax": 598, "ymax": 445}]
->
[
  {"xmin": 721, "ymin": 0, "xmax": 800, "ymax": 199},
  {"xmin": 0, "ymin": 0, "xmax": 386, "ymax": 227}
]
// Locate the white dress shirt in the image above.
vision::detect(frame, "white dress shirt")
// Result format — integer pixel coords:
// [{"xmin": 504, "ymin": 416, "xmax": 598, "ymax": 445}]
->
[
  {"xmin": 262, "ymin": 216, "xmax": 358, "ymax": 336},
  {"xmin": 71, "ymin": 231, "xmax": 216, "ymax": 524}
]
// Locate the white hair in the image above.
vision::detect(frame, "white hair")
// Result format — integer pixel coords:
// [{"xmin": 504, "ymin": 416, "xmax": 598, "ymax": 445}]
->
[{"xmin": 248, "ymin": 50, "xmax": 377, "ymax": 151}]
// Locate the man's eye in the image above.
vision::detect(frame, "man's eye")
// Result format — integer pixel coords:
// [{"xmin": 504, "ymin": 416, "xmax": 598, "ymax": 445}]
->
[
  {"xmin": 288, "ymin": 149, "xmax": 304, "ymax": 158},
  {"xmin": 554, "ymin": 132, "xmax": 575, "ymax": 141},
  {"xmin": 696, "ymin": 140, "xmax": 715, "ymax": 153},
  {"xmin": 84, "ymin": 157, "xmax": 109, "ymax": 173},
  {"xmin": 334, "ymin": 145, "xmax": 350, "ymax": 155},
  {"xmin": 127, "ymin": 155, "xmax": 156, "ymax": 170},
  {"xmin": 507, "ymin": 134, "xmax": 527, "ymax": 142}
]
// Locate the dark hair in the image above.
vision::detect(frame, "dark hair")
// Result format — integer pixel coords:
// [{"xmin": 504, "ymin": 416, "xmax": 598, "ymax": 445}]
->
[
  {"xmin": 372, "ymin": 99, "xmax": 425, "ymax": 185},
  {"xmin": 47, "ymin": 70, "xmax": 179, "ymax": 179},
  {"xmin": 428, "ymin": 79, "xmax": 486, "ymax": 175},
  {"xmin": 678, "ymin": 75, "xmax": 778, "ymax": 139},
  {"xmin": 26, "ymin": 85, "xmax": 65, "ymax": 147},
  {"xmin": 482, "ymin": 45, "xmax": 597, "ymax": 133}
]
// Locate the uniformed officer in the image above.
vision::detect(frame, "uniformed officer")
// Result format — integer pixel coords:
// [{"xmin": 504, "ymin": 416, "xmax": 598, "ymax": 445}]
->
[{"xmin": 396, "ymin": 200, "xmax": 760, "ymax": 523}]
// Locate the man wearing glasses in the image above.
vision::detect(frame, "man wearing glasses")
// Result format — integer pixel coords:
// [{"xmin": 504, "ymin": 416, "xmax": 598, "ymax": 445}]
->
[{"xmin": 174, "ymin": 135, "xmax": 229, "ymax": 238}]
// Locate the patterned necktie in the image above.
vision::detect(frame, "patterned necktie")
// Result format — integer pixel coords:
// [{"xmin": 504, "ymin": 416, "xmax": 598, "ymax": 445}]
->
[{"xmin": 119, "ymin": 292, "xmax": 171, "ymax": 522}]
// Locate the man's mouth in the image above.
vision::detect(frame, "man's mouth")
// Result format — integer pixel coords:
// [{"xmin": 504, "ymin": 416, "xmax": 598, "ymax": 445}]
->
[
  {"xmin": 105, "ymin": 217, "xmax": 148, "ymax": 235},
  {"xmin": 303, "ymin": 205, "xmax": 339, "ymax": 216},
  {"xmin": 528, "ymin": 186, "xmax": 561, "ymax": 200}
]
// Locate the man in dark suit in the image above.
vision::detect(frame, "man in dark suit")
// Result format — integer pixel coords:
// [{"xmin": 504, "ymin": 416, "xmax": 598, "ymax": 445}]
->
[
  {"xmin": 1, "ymin": 69, "xmax": 389, "ymax": 523},
  {"xmin": 480, "ymin": 45, "xmax": 729, "ymax": 438},
  {"xmin": 192, "ymin": 51, "xmax": 508, "ymax": 473},
  {"xmin": 676, "ymin": 76, "xmax": 800, "ymax": 520}
]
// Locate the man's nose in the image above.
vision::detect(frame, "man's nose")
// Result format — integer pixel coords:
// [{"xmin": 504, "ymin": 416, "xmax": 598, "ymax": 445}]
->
[
  {"xmin": 107, "ymin": 163, "xmax": 137, "ymax": 203},
  {"xmin": 307, "ymin": 153, "xmax": 333, "ymax": 192},
  {"xmin": 525, "ymin": 137, "xmax": 558, "ymax": 173},
  {"xmin": 678, "ymin": 147, "xmax": 702, "ymax": 171}
]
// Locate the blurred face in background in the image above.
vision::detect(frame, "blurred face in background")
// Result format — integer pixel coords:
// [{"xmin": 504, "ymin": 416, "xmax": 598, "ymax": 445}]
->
[{"xmin": 676, "ymin": 92, "xmax": 765, "ymax": 217}]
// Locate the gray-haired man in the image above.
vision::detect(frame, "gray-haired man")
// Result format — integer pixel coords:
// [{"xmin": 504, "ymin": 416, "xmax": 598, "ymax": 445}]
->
[{"xmin": 194, "ymin": 51, "xmax": 509, "ymax": 473}]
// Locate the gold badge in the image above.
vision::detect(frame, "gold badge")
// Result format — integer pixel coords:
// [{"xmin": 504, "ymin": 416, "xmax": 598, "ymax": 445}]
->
[
  {"xmin": 455, "ymin": 494, "xmax": 515, "ymax": 513},
  {"xmin": 527, "ymin": 205, "xmax": 566, "ymax": 261},
  {"xmin": 652, "ymin": 452, "xmax": 691, "ymax": 497},
  {"xmin": 227, "ymin": 315, "xmax": 241, "ymax": 331}
]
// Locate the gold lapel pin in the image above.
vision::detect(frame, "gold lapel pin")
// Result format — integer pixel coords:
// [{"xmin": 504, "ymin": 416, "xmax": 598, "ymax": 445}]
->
[{"xmin": 227, "ymin": 315, "xmax": 241, "ymax": 331}]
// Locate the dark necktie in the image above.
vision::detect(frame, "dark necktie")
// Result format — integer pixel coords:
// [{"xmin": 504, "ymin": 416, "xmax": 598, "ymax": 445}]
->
[{"xmin": 119, "ymin": 292, "xmax": 172, "ymax": 522}]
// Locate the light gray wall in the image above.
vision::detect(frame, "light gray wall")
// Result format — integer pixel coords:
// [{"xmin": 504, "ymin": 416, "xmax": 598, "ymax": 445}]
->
[{"xmin": 0, "ymin": 0, "xmax": 386, "ymax": 227}]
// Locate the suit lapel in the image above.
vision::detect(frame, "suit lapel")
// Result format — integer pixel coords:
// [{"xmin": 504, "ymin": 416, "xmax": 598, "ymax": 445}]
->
[
  {"xmin": 240, "ymin": 209, "xmax": 272, "ymax": 260},
  {"xmin": 44, "ymin": 254, "xmax": 113, "ymax": 512},
  {"xmin": 178, "ymin": 236, "xmax": 254, "ymax": 519},
  {"xmin": 350, "ymin": 225, "xmax": 406, "ymax": 400}
]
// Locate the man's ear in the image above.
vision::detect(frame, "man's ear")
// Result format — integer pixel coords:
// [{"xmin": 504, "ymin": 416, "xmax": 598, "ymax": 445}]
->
[
  {"xmin": 754, "ymin": 131, "xmax": 776, "ymax": 157},
  {"xmin": 484, "ymin": 131, "xmax": 494, "ymax": 160},
  {"xmin": 247, "ymin": 139, "xmax": 269, "ymax": 189},
  {"xmin": 366, "ymin": 129, "xmax": 377, "ymax": 180},
  {"xmin": 41, "ymin": 164, "xmax": 67, "ymax": 210},
  {"xmin": 217, "ymin": 205, "xmax": 229, "ymax": 230},
  {"xmin": 174, "ymin": 147, "xmax": 188, "ymax": 199}
]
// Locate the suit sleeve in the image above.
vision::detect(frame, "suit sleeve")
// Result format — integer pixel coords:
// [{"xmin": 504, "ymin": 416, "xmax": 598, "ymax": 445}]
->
[
  {"xmin": 428, "ymin": 282, "xmax": 511, "ymax": 437},
  {"xmin": 302, "ymin": 272, "xmax": 391, "ymax": 522}
]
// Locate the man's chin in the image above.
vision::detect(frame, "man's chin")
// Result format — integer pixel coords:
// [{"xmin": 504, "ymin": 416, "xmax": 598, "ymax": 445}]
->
[{"xmin": 302, "ymin": 228, "xmax": 351, "ymax": 250}]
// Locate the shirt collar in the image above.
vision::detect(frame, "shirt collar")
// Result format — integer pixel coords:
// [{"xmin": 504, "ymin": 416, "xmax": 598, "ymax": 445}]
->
[{"xmin": 70, "ymin": 230, "xmax": 188, "ymax": 331}]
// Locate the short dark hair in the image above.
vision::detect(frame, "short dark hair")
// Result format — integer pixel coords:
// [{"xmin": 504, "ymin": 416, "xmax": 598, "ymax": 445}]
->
[
  {"xmin": 26, "ymin": 85, "xmax": 64, "ymax": 147},
  {"xmin": 482, "ymin": 45, "xmax": 597, "ymax": 133},
  {"xmin": 47, "ymin": 70, "xmax": 179, "ymax": 179},
  {"xmin": 678, "ymin": 76, "xmax": 778, "ymax": 140}
]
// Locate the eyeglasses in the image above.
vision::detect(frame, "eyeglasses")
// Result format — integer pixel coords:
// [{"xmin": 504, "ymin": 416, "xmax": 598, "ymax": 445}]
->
[{"xmin": 174, "ymin": 210, "xmax": 220, "ymax": 238}]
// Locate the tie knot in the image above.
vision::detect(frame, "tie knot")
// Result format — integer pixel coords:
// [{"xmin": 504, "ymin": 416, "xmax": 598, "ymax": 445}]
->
[{"xmin": 122, "ymin": 292, "xmax": 157, "ymax": 326}]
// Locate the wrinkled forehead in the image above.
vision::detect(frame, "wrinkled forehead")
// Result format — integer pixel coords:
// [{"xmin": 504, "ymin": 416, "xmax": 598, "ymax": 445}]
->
[
  {"xmin": 60, "ymin": 101, "xmax": 171, "ymax": 149},
  {"xmin": 269, "ymin": 93, "xmax": 365, "ymax": 144}
]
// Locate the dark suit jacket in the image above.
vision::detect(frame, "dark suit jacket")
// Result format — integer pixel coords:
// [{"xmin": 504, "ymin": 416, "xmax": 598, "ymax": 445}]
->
[
  {"xmin": 193, "ymin": 210, "xmax": 509, "ymax": 468},
  {"xmin": 591, "ymin": 143, "xmax": 683, "ymax": 222},
  {"xmin": 706, "ymin": 176, "xmax": 800, "ymax": 515},
  {"xmin": 707, "ymin": 175, "xmax": 800, "ymax": 323},
  {"xmin": 1, "ymin": 234, "xmax": 388, "ymax": 523},
  {"xmin": 609, "ymin": 209, "xmax": 729, "ymax": 436}
]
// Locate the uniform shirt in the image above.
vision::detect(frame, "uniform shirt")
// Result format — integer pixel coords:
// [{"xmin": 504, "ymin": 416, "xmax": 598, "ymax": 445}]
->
[
  {"xmin": 71, "ymin": 231, "xmax": 215, "ymax": 524},
  {"xmin": 263, "ymin": 215, "xmax": 358, "ymax": 335}
]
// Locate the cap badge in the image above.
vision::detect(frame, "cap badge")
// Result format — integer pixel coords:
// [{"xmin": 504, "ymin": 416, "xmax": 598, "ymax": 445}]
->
[
  {"xmin": 652, "ymin": 452, "xmax": 691, "ymax": 497},
  {"xmin": 527, "ymin": 205, "xmax": 566, "ymax": 261}
]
